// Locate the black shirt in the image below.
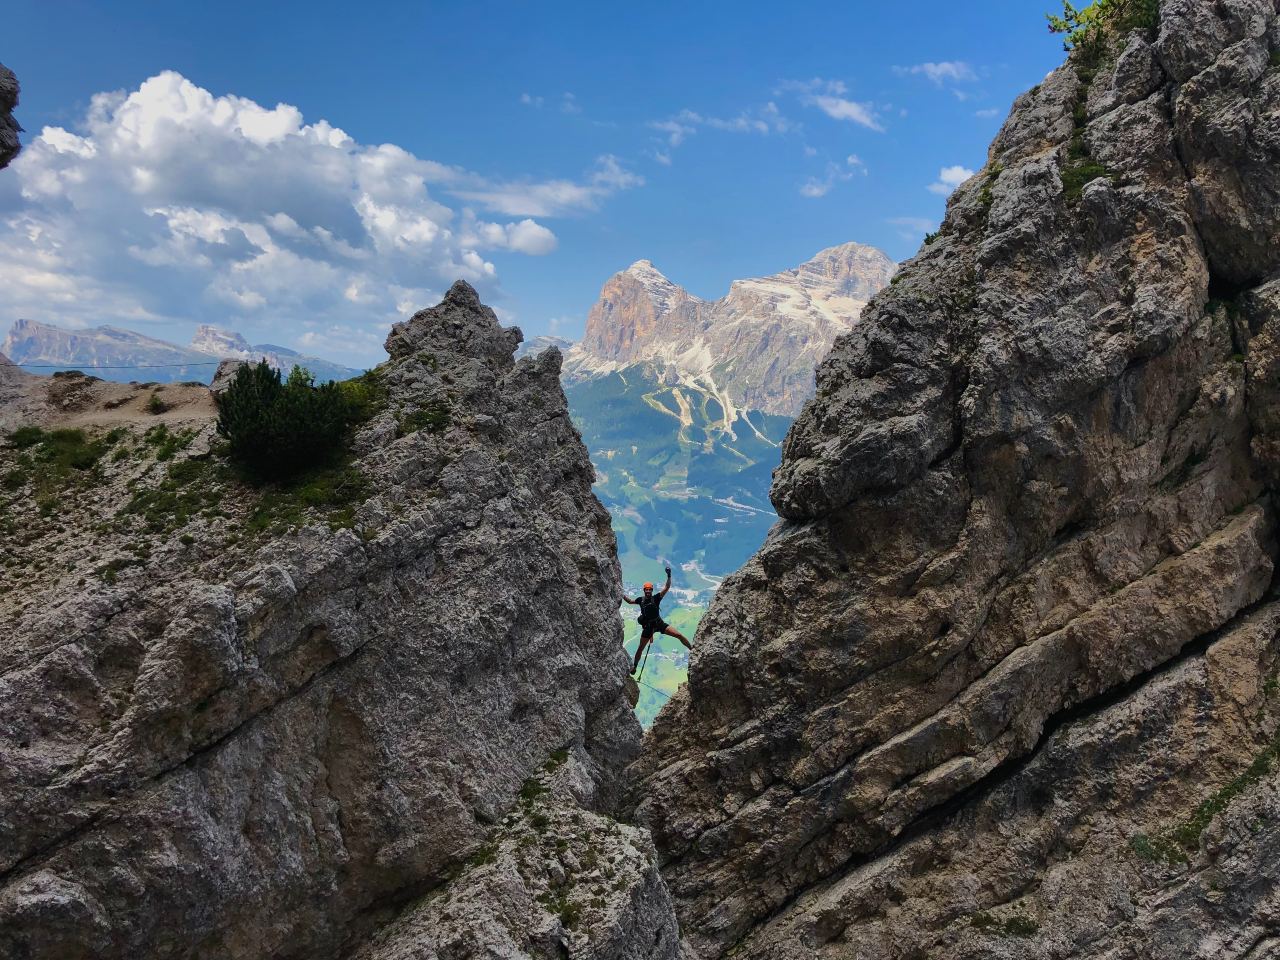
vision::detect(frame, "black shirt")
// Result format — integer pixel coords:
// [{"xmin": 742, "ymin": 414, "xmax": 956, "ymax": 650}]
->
[{"xmin": 638, "ymin": 592, "xmax": 663, "ymax": 624}]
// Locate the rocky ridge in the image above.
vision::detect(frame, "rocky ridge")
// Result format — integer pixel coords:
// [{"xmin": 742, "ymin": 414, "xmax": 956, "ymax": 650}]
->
[
  {"xmin": 564, "ymin": 243, "xmax": 896, "ymax": 418},
  {"xmin": 2, "ymin": 317, "xmax": 362, "ymax": 385},
  {"xmin": 0, "ymin": 282, "xmax": 675, "ymax": 959},
  {"xmin": 633, "ymin": 3, "xmax": 1280, "ymax": 958}
]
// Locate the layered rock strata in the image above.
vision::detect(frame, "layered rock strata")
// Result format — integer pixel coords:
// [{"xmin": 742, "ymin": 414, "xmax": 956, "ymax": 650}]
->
[
  {"xmin": 633, "ymin": 3, "xmax": 1280, "ymax": 956},
  {"xmin": 0, "ymin": 282, "xmax": 662, "ymax": 959}
]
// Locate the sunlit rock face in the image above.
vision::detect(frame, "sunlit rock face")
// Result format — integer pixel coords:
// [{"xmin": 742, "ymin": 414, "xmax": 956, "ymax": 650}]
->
[{"xmin": 632, "ymin": 4, "xmax": 1280, "ymax": 957}]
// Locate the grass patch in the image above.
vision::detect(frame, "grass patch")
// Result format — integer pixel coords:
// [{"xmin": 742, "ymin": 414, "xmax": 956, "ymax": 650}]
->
[
  {"xmin": 1168, "ymin": 731, "xmax": 1280, "ymax": 854},
  {"xmin": 338, "ymin": 368, "xmax": 389, "ymax": 421},
  {"xmin": 1128, "ymin": 831, "xmax": 1188, "ymax": 865},
  {"xmin": 1062, "ymin": 159, "xmax": 1115, "ymax": 202},
  {"xmin": 2, "ymin": 427, "xmax": 123, "ymax": 509},
  {"xmin": 468, "ymin": 841, "xmax": 498, "ymax": 867},
  {"xmin": 1129, "ymin": 729, "xmax": 1280, "ymax": 866},
  {"xmin": 971, "ymin": 910, "xmax": 1040, "ymax": 938},
  {"xmin": 519, "ymin": 778, "xmax": 548, "ymax": 806},
  {"xmin": 1059, "ymin": 43, "xmax": 1117, "ymax": 204},
  {"xmin": 96, "ymin": 557, "xmax": 139, "ymax": 585},
  {"xmin": 9, "ymin": 426, "xmax": 45, "ymax": 449},
  {"xmin": 543, "ymin": 747, "xmax": 570, "ymax": 772},
  {"xmin": 39, "ymin": 428, "xmax": 110, "ymax": 472},
  {"xmin": 123, "ymin": 457, "xmax": 228, "ymax": 536},
  {"xmin": 537, "ymin": 890, "xmax": 582, "ymax": 930},
  {"xmin": 147, "ymin": 392, "xmax": 168, "ymax": 415},
  {"xmin": 398, "ymin": 400, "xmax": 451, "ymax": 436},
  {"xmin": 244, "ymin": 464, "xmax": 369, "ymax": 534},
  {"xmin": 143, "ymin": 423, "xmax": 198, "ymax": 461}
]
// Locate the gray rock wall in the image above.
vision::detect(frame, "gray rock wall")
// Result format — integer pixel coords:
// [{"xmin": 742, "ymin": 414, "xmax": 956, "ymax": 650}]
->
[
  {"xmin": 633, "ymin": 3, "xmax": 1280, "ymax": 956},
  {"xmin": 0, "ymin": 282, "xmax": 655, "ymax": 959}
]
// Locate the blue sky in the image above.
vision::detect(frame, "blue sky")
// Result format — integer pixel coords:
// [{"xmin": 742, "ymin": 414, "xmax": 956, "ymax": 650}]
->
[{"xmin": 2, "ymin": 1, "xmax": 1066, "ymax": 364}]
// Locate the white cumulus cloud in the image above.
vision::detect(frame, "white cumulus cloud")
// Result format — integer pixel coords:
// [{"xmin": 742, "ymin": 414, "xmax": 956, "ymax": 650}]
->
[
  {"xmin": 780, "ymin": 78, "xmax": 884, "ymax": 133},
  {"xmin": 0, "ymin": 72, "xmax": 637, "ymax": 366},
  {"xmin": 799, "ymin": 155, "xmax": 868, "ymax": 198},
  {"xmin": 927, "ymin": 165, "xmax": 976, "ymax": 195},
  {"xmin": 895, "ymin": 61, "xmax": 979, "ymax": 86},
  {"xmin": 647, "ymin": 103, "xmax": 791, "ymax": 160},
  {"xmin": 452, "ymin": 154, "xmax": 643, "ymax": 217}
]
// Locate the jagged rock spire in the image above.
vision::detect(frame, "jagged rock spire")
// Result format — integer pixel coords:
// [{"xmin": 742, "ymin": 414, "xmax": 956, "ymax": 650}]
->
[{"xmin": 384, "ymin": 279, "xmax": 523, "ymax": 369}]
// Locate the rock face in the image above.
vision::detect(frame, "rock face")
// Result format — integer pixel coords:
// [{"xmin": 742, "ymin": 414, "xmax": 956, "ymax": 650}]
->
[
  {"xmin": 354, "ymin": 751, "xmax": 682, "ymax": 960},
  {"xmin": 565, "ymin": 243, "xmax": 896, "ymax": 418},
  {"xmin": 0, "ymin": 349, "xmax": 39, "ymax": 431},
  {"xmin": 633, "ymin": 5, "xmax": 1280, "ymax": 958},
  {"xmin": 0, "ymin": 281, "xmax": 669, "ymax": 959},
  {"xmin": 0, "ymin": 62, "xmax": 19, "ymax": 170}
]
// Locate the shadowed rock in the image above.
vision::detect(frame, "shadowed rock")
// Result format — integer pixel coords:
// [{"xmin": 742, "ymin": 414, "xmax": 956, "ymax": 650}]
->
[
  {"xmin": 632, "ymin": 4, "xmax": 1280, "ymax": 957},
  {"xmin": 0, "ymin": 63, "xmax": 20, "ymax": 169}
]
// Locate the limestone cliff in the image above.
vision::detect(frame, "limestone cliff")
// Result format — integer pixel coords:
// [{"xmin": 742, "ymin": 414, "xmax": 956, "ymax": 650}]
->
[
  {"xmin": 633, "ymin": 3, "xmax": 1280, "ymax": 957},
  {"xmin": 0, "ymin": 282, "xmax": 676, "ymax": 959}
]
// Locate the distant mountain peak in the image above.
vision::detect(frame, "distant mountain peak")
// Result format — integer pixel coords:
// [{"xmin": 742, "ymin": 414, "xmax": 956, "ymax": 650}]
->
[
  {"xmin": 624, "ymin": 258, "xmax": 667, "ymax": 278},
  {"xmin": 619, "ymin": 259, "xmax": 684, "ymax": 306},
  {"xmin": 190, "ymin": 325, "xmax": 255, "ymax": 358},
  {"xmin": 566, "ymin": 241, "xmax": 896, "ymax": 417}
]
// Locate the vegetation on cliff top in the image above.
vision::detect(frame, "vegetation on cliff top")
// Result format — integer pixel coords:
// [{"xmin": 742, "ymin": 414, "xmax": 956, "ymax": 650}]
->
[
  {"xmin": 217, "ymin": 362, "xmax": 372, "ymax": 479},
  {"xmin": 1047, "ymin": 0, "xmax": 1160, "ymax": 52}
]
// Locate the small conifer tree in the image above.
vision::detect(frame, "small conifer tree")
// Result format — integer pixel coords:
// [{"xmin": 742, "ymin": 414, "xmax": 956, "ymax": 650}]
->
[{"xmin": 216, "ymin": 362, "xmax": 355, "ymax": 478}]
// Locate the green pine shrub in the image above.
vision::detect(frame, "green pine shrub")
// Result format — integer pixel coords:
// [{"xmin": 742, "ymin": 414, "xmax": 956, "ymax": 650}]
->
[{"xmin": 216, "ymin": 363, "xmax": 359, "ymax": 479}]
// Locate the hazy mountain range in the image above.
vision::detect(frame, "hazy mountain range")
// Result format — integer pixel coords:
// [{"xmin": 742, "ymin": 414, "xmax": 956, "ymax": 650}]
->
[{"xmin": 1, "ymin": 318, "xmax": 363, "ymax": 384}]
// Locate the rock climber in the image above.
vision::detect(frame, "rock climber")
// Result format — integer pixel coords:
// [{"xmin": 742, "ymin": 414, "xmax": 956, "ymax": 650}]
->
[{"xmin": 624, "ymin": 564, "xmax": 691, "ymax": 675}]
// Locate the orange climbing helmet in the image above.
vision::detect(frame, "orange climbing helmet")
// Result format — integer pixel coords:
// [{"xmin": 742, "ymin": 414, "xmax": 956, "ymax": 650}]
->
[{"xmin": 642, "ymin": 582, "xmax": 654, "ymax": 591}]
